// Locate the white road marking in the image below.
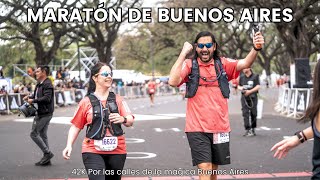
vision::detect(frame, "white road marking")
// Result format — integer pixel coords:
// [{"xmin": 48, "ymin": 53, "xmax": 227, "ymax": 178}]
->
[
  {"xmin": 14, "ymin": 117, "xmax": 72, "ymax": 124},
  {"xmin": 13, "ymin": 114, "xmax": 186, "ymax": 124},
  {"xmin": 154, "ymin": 128, "xmax": 181, "ymax": 132},
  {"xmin": 256, "ymin": 126, "xmax": 281, "ymax": 131},
  {"xmin": 125, "ymin": 138, "xmax": 145, "ymax": 143},
  {"xmin": 156, "ymin": 113, "xmax": 186, "ymax": 118},
  {"xmin": 126, "ymin": 152, "xmax": 157, "ymax": 159}
]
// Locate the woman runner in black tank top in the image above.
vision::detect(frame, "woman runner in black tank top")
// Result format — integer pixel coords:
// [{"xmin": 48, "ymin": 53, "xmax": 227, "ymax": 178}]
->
[
  {"xmin": 271, "ymin": 60, "xmax": 320, "ymax": 179},
  {"xmin": 312, "ymin": 117, "xmax": 320, "ymax": 179}
]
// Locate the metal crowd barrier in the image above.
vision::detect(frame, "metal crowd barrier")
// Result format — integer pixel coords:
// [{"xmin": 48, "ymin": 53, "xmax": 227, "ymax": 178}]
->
[
  {"xmin": 0, "ymin": 93, "xmax": 28, "ymax": 115},
  {"xmin": 0, "ymin": 85, "xmax": 176, "ymax": 115},
  {"xmin": 275, "ymin": 86, "xmax": 313, "ymax": 118},
  {"xmin": 112, "ymin": 85, "xmax": 176, "ymax": 99}
]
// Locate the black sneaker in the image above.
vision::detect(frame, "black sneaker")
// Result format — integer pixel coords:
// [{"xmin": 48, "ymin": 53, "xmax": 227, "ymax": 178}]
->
[
  {"xmin": 35, "ymin": 160, "xmax": 51, "ymax": 166},
  {"xmin": 243, "ymin": 130, "xmax": 251, "ymax": 136},
  {"xmin": 35, "ymin": 153, "xmax": 46, "ymax": 166},
  {"xmin": 244, "ymin": 129, "xmax": 254, "ymax": 137},
  {"xmin": 39, "ymin": 152, "xmax": 54, "ymax": 165},
  {"xmin": 252, "ymin": 128, "xmax": 256, "ymax": 136}
]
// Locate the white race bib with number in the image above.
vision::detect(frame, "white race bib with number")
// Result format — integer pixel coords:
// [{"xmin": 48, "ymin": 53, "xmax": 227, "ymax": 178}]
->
[
  {"xmin": 94, "ymin": 136, "xmax": 118, "ymax": 151},
  {"xmin": 213, "ymin": 133, "xmax": 229, "ymax": 144}
]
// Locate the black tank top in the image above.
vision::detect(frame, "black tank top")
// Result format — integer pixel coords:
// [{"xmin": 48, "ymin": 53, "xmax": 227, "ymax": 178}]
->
[{"xmin": 312, "ymin": 117, "xmax": 320, "ymax": 179}]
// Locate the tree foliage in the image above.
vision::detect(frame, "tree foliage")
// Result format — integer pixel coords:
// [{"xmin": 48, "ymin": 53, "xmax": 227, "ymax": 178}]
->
[
  {"xmin": 0, "ymin": 0, "xmax": 80, "ymax": 66},
  {"xmin": 224, "ymin": 0, "xmax": 320, "ymax": 62},
  {"xmin": 115, "ymin": 0, "xmax": 319, "ymax": 76},
  {"xmin": 79, "ymin": 0, "xmax": 142, "ymax": 65},
  {"xmin": 0, "ymin": 0, "xmax": 319, "ymax": 77}
]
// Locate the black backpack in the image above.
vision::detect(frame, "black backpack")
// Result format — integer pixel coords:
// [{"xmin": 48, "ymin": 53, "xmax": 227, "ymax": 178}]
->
[
  {"xmin": 185, "ymin": 57, "xmax": 230, "ymax": 98},
  {"xmin": 86, "ymin": 92, "xmax": 124, "ymax": 140}
]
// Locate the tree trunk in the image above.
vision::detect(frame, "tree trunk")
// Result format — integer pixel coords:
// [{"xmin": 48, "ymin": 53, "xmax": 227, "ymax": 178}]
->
[
  {"xmin": 276, "ymin": 22, "xmax": 311, "ymax": 62},
  {"xmin": 96, "ymin": 46, "xmax": 107, "ymax": 64},
  {"xmin": 33, "ymin": 39, "xmax": 60, "ymax": 66},
  {"xmin": 265, "ymin": 60, "xmax": 271, "ymax": 76},
  {"xmin": 104, "ymin": 47, "xmax": 112, "ymax": 65}
]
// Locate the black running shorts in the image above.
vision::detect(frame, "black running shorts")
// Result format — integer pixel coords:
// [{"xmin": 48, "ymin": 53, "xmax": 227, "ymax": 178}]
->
[{"xmin": 186, "ymin": 132, "xmax": 230, "ymax": 166}]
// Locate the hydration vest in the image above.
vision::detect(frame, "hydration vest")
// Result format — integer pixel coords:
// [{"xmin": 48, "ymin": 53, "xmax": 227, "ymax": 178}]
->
[
  {"xmin": 86, "ymin": 92, "xmax": 124, "ymax": 140},
  {"xmin": 185, "ymin": 57, "xmax": 230, "ymax": 99}
]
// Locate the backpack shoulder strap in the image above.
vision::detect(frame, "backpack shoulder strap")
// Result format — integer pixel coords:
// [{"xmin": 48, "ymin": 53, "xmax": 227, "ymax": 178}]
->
[
  {"xmin": 87, "ymin": 94, "xmax": 100, "ymax": 109},
  {"xmin": 106, "ymin": 92, "xmax": 123, "ymax": 136},
  {"xmin": 107, "ymin": 92, "xmax": 116, "ymax": 102},
  {"xmin": 214, "ymin": 57, "xmax": 230, "ymax": 99},
  {"xmin": 185, "ymin": 58, "xmax": 200, "ymax": 98},
  {"xmin": 214, "ymin": 57, "xmax": 224, "ymax": 73},
  {"xmin": 107, "ymin": 92, "xmax": 119, "ymax": 113},
  {"xmin": 85, "ymin": 94, "xmax": 105, "ymax": 139}
]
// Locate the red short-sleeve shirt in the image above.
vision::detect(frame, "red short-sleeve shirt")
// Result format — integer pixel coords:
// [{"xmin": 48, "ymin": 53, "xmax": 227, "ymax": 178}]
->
[
  {"xmin": 71, "ymin": 94, "xmax": 133, "ymax": 154},
  {"xmin": 180, "ymin": 57, "xmax": 240, "ymax": 133},
  {"xmin": 148, "ymin": 81, "xmax": 156, "ymax": 94}
]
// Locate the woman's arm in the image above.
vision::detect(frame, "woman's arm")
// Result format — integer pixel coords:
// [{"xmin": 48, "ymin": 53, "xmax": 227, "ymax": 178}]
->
[
  {"xmin": 62, "ymin": 125, "xmax": 81, "ymax": 160},
  {"xmin": 271, "ymin": 126, "xmax": 313, "ymax": 159}
]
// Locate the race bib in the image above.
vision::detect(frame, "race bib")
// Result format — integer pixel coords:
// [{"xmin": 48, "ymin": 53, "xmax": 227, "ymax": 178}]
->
[
  {"xmin": 149, "ymin": 89, "xmax": 155, "ymax": 93},
  {"xmin": 94, "ymin": 136, "xmax": 118, "ymax": 151},
  {"xmin": 213, "ymin": 133, "xmax": 229, "ymax": 144}
]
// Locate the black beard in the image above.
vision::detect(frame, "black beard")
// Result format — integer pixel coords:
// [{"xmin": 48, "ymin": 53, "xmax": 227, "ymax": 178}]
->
[{"xmin": 199, "ymin": 53, "xmax": 213, "ymax": 63}]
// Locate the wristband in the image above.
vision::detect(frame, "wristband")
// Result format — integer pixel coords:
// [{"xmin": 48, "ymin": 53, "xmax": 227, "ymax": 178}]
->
[
  {"xmin": 301, "ymin": 130, "xmax": 307, "ymax": 141},
  {"xmin": 294, "ymin": 131, "xmax": 305, "ymax": 143},
  {"xmin": 123, "ymin": 116, "xmax": 127, "ymax": 124},
  {"xmin": 253, "ymin": 46, "xmax": 262, "ymax": 51}
]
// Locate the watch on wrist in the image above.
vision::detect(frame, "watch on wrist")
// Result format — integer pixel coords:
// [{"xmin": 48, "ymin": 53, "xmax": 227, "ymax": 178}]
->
[
  {"xmin": 123, "ymin": 116, "xmax": 127, "ymax": 124},
  {"xmin": 294, "ymin": 131, "xmax": 305, "ymax": 143}
]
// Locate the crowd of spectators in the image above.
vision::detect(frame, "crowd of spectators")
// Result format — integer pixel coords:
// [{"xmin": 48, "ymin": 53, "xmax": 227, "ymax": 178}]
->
[{"xmin": 0, "ymin": 65, "xmax": 173, "ymax": 97}]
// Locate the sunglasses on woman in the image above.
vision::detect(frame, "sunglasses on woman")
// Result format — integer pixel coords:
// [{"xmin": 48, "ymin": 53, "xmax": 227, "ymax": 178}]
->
[
  {"xmin": 96, "ymin": 71, "xmax": 113, "ymax": 77},
  {"xmin": 197, "ymin": 43, "xmax": 213, "ymax": 49}
]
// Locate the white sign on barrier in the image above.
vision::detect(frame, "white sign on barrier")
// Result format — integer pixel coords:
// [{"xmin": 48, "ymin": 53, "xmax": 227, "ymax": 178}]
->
[
  {"xmin": 0, "ymin": 96, "xmax": 6, "ymax": 111},
  {"xmin": 281, "ymin": 88, "xmax": 291, "ymax": 114},
  {"xmin": 277, "ymin": 87, "xmax": 313, "ymax": 118},
  {"xmin": 57, "ymin": 92, "xmax": 64, "ymax": 104},
  {"xmin": 296, "ymin": 90, "xmax": 308, "ymax": 112},
  {"xmin": 293, "ymin": 89, "xmax": 311, "ymax": 118},
  {"xmin": 9, "ymin": 95, "xmax": 19, "ymax": 110},
  {"xmin": 64, "ymin": 91, "xmax": 75, "ymax": 105},
  {"xmin": 257, "ymin": 99, "xmax": 264, "ymax": 119},
  {"xmin": 289, "ymin": 89, "xmax": 296, "ymax": 111}
]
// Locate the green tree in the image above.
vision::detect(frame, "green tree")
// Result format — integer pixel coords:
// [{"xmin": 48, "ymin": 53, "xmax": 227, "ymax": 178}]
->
[
  {"xmin": 0, "ymin": 0, "xmax": 78, "ymax": 66},
  {"xmin": 79, "ymin": 0, "xmax": 142, "ymax": 65},
  {"xmin": 224, "ymin": 0, "xmax": 320, "ymax": 62},
  {"xmin": 0, "ymin": 41, "xmax": 35, "ymax": 77}
]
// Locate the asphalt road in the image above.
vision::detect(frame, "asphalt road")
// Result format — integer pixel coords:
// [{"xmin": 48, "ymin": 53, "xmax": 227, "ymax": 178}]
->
[{"xmin": 0, "ymin": 88, "xmax": 313, "ymax": 180}]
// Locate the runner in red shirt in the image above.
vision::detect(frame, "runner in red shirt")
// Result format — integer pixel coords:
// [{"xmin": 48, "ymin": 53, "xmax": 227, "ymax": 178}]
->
[
  {"xmin": 62, "ymin": 62, "xmax": 134, "ymax": 180},
  {"xmin": 147, "ymin": 79, "xmax": 156, "ymax": 106},
  {"xmin": 169, "ymin": 31, "xmax": 264, "ymax": 180}
]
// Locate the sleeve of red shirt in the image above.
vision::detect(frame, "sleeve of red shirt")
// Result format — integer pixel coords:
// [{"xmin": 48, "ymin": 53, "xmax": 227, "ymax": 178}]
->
[
  {"xmin": 221, "ymin": 57, "xmax": 240, "ymax": 81},
  {"xmin": 178, "ymin": 59, "xmax": 192, "ymax": 87},
  {"xmin": 116, "ymin": 95, "xmax": 134, "ymax": 119},
  {"xmin": 70, "ymin": 97, "xmax": 89, "ymax": 129}
]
